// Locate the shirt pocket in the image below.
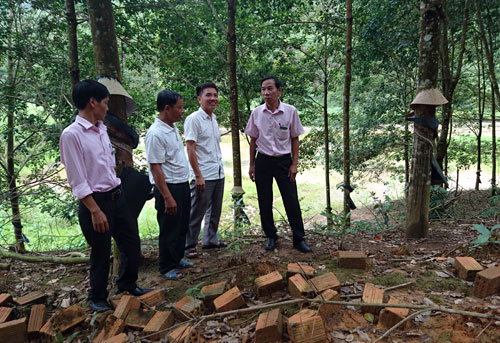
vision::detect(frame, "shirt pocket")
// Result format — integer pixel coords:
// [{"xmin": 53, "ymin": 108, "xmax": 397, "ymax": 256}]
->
[{"xmin": 276, "ymin": 125, "xmax": 290, "ymax": 140}]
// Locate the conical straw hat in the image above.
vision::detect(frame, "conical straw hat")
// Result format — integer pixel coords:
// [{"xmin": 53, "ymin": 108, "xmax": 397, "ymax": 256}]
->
[
  {"xmin": 410, "ymin": 88, "xmax": 448, "ymax": 109},
  {"xmin": 98, "ymin": 76, "xmax": 136, "ymax": 116}
]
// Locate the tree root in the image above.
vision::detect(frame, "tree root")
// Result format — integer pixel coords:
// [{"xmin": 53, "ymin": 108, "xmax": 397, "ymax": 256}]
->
[{"xmin": 0, "ymin": 248, "xmax": 89, "ymax": 264}]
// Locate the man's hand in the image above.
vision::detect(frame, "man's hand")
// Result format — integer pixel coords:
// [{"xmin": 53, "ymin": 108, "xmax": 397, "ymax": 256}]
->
[
  {"xmin": 164, "ymin": 196, "xmax": 178, "ymax": 215},
  {"xmin": 195, "ymin": 175, "xmax": 206, "ymax": 192},
  {"xmin": 288, "ymin": 164, "xmax": 298, "ymax": 182},
  {"xmin": 91, "ymin": 209, "xmax": 109, "ymax": 233},
  {"xmin": 249, "ymin": 165, "xmax": 255, "ymax": 182}
]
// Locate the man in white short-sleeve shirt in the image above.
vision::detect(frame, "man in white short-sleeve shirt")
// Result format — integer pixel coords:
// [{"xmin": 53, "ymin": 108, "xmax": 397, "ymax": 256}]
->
[
  {"xmin": 183, "ymin": 82, "xmax": 226, "ymax": 258},
  {"xmin": 145, "ymin": 90, "xmax": 194, "ymax": 280},
  {"xmin": 244, "ymin": 75, "xmax": 312, "ymax": 253}
]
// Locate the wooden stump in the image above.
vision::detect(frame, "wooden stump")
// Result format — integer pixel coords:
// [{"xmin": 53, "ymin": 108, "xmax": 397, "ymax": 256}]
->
[
  {"xmin": 454, "ymin": 257, "xmax": 483, "ymax": 281},
  {"xmin": 255, "ymin": 308, "xmax": 283, "ymax": 343},
  {"xmin": 473, "ymin": 266, "xmax": 500, "ymax": 298},
  {"xmin": 214, "ymin": 287, "xmax": 245, "ymax": 313},
  {"xmin": 255, "ymin": 271, "xmax": 284, "ymax": 298},
  {"xmin": 287, "ymin": 309, "xmax": 327, "ymax": 343},
  {"xmin": 361, "ymin": 283, "xmax": 385, "ymax": 315},
  {"xmin": 338, "ymin": 251, "xmax": 366, "ymax": 269}
]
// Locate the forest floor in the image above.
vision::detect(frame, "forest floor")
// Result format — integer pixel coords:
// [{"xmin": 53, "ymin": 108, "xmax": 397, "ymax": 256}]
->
[{"xmin": 1, "ymin": 190, "xmax": 500, "ymax": 342}]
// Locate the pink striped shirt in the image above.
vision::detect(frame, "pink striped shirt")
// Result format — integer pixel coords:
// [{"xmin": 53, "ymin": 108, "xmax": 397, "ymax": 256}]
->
[
  {"xmin": 60, "ymin": 115, "xmax": 121, "ymax": 200},
  {"xmin": 244, "ymin": 101, "xmax": 305, "ymax": 156}
]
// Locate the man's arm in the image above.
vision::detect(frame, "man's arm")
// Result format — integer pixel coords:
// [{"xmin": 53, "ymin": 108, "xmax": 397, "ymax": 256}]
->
[
  {"xmin": 150, "ymin": 163, "xmax": 177, "ymax": 215},
  {"xmin": 186, "ymin": 140, "xmax": 205, "ymax": 192},
  {"xmin": 248, "ymin": 136, "xmax": 257, "ymax": 182},
  {"xmin": 80, "ymin": 195, "xmax": 109, "ymax": 233},
  {"xmin": 288, "ymin": 136, "xmax": 299, "ymax": 182}
]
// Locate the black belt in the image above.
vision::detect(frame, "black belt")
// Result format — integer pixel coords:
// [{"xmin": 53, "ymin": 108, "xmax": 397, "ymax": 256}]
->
[{"xmin": 93, "ymin": 186, "xmax": 122, "ymax": 201}]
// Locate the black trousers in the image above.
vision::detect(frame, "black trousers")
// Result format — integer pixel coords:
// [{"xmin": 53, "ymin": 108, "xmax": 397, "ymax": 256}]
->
[
  {"xmin": 254, "ymin": 153, "xmax": 305, "ymax": 242},
  {"xmin": 154, "ymin": 182, "xmax": 190, "ymax": 274},
  {"xmin": 78, "ymin": 187, "xmax": 140, "ymax": 302}
]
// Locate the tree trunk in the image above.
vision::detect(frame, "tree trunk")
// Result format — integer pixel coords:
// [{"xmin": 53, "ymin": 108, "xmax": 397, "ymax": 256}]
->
[
  {"xmin": 406, "ymin": 0, "xmax": 444, "ymax": 239},
  {"xmin": 475, "ymin": 0, "xmax": 500, "ymax": 111},
  {"xmin": 436, "ymin": 0, "xmax": 470, "ymax": 169},
  {"xmin": 6, "ymin": 7, "xmax": 25, "ymax": 253},
  {"xmin": 226, "ymin": 0, "xmax": 247, "ymax": 226},
  {"xmin": 65, "ymin": 0, "xmax": 80, "ymax": 88},
  {"xmin": 492, "ymin": 85, "xmax": 497, "ymax": 196},
  {"xmin": 87, "ymin": 0, "xmax": 131, "ymax": 173},
  {"xmin": 323, "ymin": 27, "xmax": 332, "ymax": 228},
  {"xmin": 474, "ymin": 35, "xmax": 485, "ymax": 191},
  {"xmin": 342, "ymin": 0, "xmax": 353, "ymax": 228}
]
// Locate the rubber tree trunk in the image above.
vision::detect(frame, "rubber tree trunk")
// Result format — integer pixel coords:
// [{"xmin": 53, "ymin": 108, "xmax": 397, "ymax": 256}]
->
[
  {"xmin": 87, "ymin": 0, "xmax": 131, "ymax": 173},
  {"xmin": 226, "ymin": 0, "xmax": 247, "ymax": 226},
  {"xmin": 436, "ymin": 0, "xmax": 470, "ymax": 169},
  {"xmin": 323, "ymin": 26, "xmax": 332, "ymax": 228},
  {"xmin": 65, "ymin": 0, "xmax": 80, "ymax": 88},
  {"xmin": 474, "ymin": 35, "xmax": 485, "ymax": 191},
  {"xmin": 6, "ymin": 8, "xmax": 25, "ymax": 253},
  {"xmin": 406, "ymin": 0, "xmax": 444, "ymax": 239},
  {"xmin": 492, "ymin": 85, "xmax": 497, "ymax": 195},
  {"xmin": 342, "ymin": 0, "xmax": 353, "ymax": 228}
]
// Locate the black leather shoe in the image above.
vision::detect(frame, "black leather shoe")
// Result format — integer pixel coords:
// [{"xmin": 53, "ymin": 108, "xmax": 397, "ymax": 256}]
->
[
  {"xmin": 89, "ymin": 300, "xmax": 112, "ymax": 312},
  {"xmin": 293, "ymin": 240, "xmax": 312, "ymax": 253},
  {"xmin": 264, "ymin": 237, "xmax": 277, "ymax": 251},
  {"xmin": 115, "ymin": 286, "xmax": 153, "ymax": 297}
]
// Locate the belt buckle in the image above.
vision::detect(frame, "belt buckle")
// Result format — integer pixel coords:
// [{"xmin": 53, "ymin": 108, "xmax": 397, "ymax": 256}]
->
[{"xmin": 111, "ymin": 188, "xmax": 121, "ymax": 200}]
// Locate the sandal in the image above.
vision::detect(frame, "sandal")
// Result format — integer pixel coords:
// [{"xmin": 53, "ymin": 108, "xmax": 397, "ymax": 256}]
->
[
  {"xmin": 184, "ymin": 248, "xmax": 198, "ymax": 259},
  {"xmin": 163, "ymin": 269, "xmax": 184, "ymax": 280},
  {"xmin": 202, "ymin": 241, "xmax": 227, "ymax": 249},
  {"xmin": 178, "ymin": 259, "xmax": 195, "ymax": 269}
]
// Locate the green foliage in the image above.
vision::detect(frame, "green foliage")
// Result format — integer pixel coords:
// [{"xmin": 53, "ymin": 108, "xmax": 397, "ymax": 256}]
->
[
  {"xmin": 429, "ymin": 186, "xmax": 454, "ymax": 220},
  {"xmin": 184, "ymin": 281, "xmax": 206, "ymax": 299},
  {"xmin": 470, "ymin": 223, "xmax": 500, "ymax": 251}
]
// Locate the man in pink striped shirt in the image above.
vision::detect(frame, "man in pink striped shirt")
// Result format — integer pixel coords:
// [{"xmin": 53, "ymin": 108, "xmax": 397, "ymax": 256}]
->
[
  {"xmin": 60, "ymin": 80, "xmax": 150, "ymax": 312},
  {"xmin": 245, "ymin": 76, "xmax": 312, "ymax": 253}
]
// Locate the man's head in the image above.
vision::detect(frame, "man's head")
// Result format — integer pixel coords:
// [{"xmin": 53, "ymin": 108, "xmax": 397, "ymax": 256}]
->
[
  {"xmin": 72, "ymin": 80, "xmax": 110, "ymax": 110},
  {"xmin": 196, "ymin": 82, "xmax": 219, "ymax": 115},
  {"xmin": 260, "ymin": 75, "xmax": 282, "ymax": 107},
  {"xmin": 157, "ymin": 90, "xmax": 184, "ymax": 123}
]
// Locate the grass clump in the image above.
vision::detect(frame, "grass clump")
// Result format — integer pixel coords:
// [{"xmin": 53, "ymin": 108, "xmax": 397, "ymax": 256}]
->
[
  {"xmin": 416, "ymin": 270, "xmax": 468, "ymax": 293},
  {"xmin": 370, "ymin": 271, "xmax": 407, "ymax": 288}
]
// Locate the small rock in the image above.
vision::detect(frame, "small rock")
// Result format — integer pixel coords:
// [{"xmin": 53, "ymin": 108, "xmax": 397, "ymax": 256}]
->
[
  {"xmin": 345, "ymin": 334, "xmax": 354, "ymax": 342},
  {"xmin": 435, "ymin": 271, "xmax": 449, "ymax": 278}
]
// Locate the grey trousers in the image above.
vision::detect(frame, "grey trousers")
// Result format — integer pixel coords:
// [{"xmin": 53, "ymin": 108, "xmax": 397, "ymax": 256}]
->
[{"xmin": 185, "ymin": 178, "xmax": 225, "ymax": 248}]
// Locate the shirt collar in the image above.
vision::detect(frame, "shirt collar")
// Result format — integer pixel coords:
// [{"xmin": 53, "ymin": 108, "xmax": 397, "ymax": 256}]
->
[
  {"xmin": 75, "ymin": 115, "xmax": 104, "ymax": 133},
  {"xmin": 155, "ymin": 117, "xmax": 175, "ymax": 132},
  {"xmin": 198, "ymin": 107, "xmax": 214, "ymax": 120},
  {"xmin": 264, "ymin": 100, "xmax": 283, "ymax": 115}
]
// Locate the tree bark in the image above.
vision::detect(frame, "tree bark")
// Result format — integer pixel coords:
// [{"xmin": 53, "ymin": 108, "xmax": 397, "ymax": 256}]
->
[
  {"xmin": 65, "ymin": 0, "xmax": 80, "ymax": 88},
  {"xmin": 87, "ymin": 0, "xmax": 131, "ymax": 173},
  {"xmin": 0, "ymin": 249, "xmax": 89, "ymax": 264},
  {"xmin": 406, "ymin": 0, "xmax": 444, "ymax": 239},
  {"xmin": 436, "ymin": 0, "xmax": 470, "ymax": 169},
  {"xmin": 474, "ymin": 35, "xmax": 485, "ymax": 191},
  {"xmin": 226, "ymin": 0, "xmax": 247, "ymax": 226},
  {"xmin": 323, "ymin": 25, "xmax": 332, "ymax": 228},
  {"xmin": 342, "ymin": 0, "xmax": 353, "ymax": 227},
  {"xmin": 6, "ymin": 7, "xmax": 25, "ymax": 253},
  {"xmin": 492, "ymin": 86, "xmax": 497, "ymax": 195}
]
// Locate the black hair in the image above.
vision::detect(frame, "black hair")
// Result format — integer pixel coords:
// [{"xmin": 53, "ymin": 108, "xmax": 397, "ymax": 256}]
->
[
  {"xmin": 72, "ymin": 80, "xmax": 110, "ymax": 110},
  {"xmin": 157, "ymin": 90, "xmax": 182, "ymax": 112},
  {"xmin": 261, "ymin": 75, "xmax": 282, "ymax": 89},
  {"xmin": 196, "ymin": 82, "xmax": 218, "ymax": 97}
]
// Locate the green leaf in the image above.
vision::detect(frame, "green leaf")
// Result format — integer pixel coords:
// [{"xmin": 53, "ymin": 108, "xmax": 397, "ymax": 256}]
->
[
  {"xmin": 471, "ymin": 235, "xmax": 489, "ymax": 244},
  {"xmin": 364, "ymin": 313, "xmax": 374, "ymax": 323},
  {"xmin": 491, "ymin": 224, "xmax": 500, "ymax": 231},
  {"xmin": 473, "ymin": 224, "xmax": 491, "ymax": 236}
]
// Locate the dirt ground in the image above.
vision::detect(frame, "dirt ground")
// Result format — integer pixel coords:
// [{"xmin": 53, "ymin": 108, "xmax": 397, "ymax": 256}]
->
[{"xmin": 1, "ymin": 190, "xmax": 500, "ymax": 342}]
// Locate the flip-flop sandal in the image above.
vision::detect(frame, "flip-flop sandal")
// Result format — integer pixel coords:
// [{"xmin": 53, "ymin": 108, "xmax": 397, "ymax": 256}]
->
[
  {"xmin": 184, "ymin": 248, "xmax": 198, "ymax": 259},
  {"xmin": 163, "ymin": 269, "xmax": 184, "ymax": 280},
  {"xmin": 178, "ymin": 260, "xmax": 195, "ymax": 269},
  {"xmin": 202, "ymin": 241, "xmax": 227, "ymax": 249}
]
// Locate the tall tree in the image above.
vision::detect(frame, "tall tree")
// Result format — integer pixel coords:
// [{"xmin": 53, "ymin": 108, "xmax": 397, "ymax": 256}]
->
[
  {"xmin": 65, "ymin": 0, "xmax": 80, "ymax": 88},
  {"xmin": 406, "ymin": 0, "xmax": 444, "ymax": 239},
  {"xmin": 342, "ymin": 0, "xmax": 353, "ymax": 226}
]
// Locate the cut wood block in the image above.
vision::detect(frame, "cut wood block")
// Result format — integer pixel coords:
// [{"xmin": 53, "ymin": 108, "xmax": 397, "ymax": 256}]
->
[
  {"xmin": 124, "ymin": 308, "xmax": 154, "ymax": 329},
  {"xmin": 138, "ymin": 289, "xmax": 164, "ymax": 307},
  {"xmin": 288, "ymin": 274, "xmax": 312, "ymax": 299},
  {"xmin": 168, "ymin": 323, "xmax": 198, "ymax": 343},
  {"xmin": 0, "ymin": 307, "xmax": 13, "ymax": 323},
  {"xmin": 310, "ymin": 272, "xmax": 341, "ymax": 293},
  {"xmin": 455, "ymin": 257, "xmax": 483, "ymax": 281},
  {"xmin": 39, "ymin": 304, "xmax": 86, "ymax": 337},
  {"xmin": 361, "ymin": 283, "xmax": 385, "ymax": 315},
  {"xmin": 214, "ymin": 286, "xmax": 245, "ymax": 313},
  {"xmin": 143, "ymin": 311, "xmax": 174, "ymax": 341},
  {"xmin": 338, "ymin": 251, "xmax": 366, "ymax": 269},
  {"xmin": 287, "ymin": 309, "xmax": 327, "ymax": 343},
  {"xmin": 315, "ymin": 289, "xmax": 340, "ymax": 319},
  {"xmin": 114, "ymin": 295, "xmax": 140, "ymax": 320},
  {"xmin": 379, "ymin": 297, "xmax": 410, "ymax": 329},
  {"xmin": 174, "ymin": 295, "xmax": 204, "ymax": 319},
  {"xmin": 0, "ymin": 317, "xmax": 27, "ymax": 343},
  {"xmin": 27, "ymin": 304, "xmax": 46, "ymax": 334},
  {"xmin": 255, "ymin": 308, "xmax": 283, "ymax": 343},
  {"xmin": 93, "ymin": 315, "xmax": 125, "ymax": 343},
  {"xmin": 201, "ymin": 281, "xmax": 227, "ymax": 312},
  {"xmin": 255, "ymin": 271, "xmax": 284, "ymax": 298},
  {"xmin": 473, "ymin": 266, "xmax": 500, "ymax": 298},
  {"xmin": 14, "ymin": 291, "xmax": 47, "ymax": 306},
  {"xmin": 287, "ymin": 263, "xmax": 315, "ymax": 278},
  {"xmin": 102, "ymin": 333, "xmax": 128, "ymax": 343},
  {"xmin": 0, "ymin": 293, "xmax": 12, "ymax": 306}
]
